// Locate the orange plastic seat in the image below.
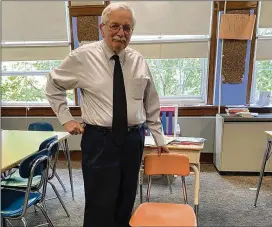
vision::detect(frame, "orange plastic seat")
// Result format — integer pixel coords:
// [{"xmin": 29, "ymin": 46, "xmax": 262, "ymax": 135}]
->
[
  {"xmin": 130, "ymin": 202, "xmax": 196, "ymax": 226},
  {"xmin": 130, "ymin": 153, "xmax": 197, "ymax": 227}
]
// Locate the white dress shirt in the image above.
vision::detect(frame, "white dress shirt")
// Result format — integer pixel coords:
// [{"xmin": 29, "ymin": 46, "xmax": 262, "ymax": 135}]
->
[{"xmin": 45, "ymin": 40, "xmax": 165, "ymax": 146}]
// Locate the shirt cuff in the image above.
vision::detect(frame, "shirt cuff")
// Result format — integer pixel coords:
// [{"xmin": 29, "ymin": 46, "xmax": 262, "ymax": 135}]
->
[
  {"xmin": 58, "ymin": 111, "xmax": 75, "ymax": 126},
  {"xmin": 153, "ymin": 132, "xmax": 167, "ymax": 147}
]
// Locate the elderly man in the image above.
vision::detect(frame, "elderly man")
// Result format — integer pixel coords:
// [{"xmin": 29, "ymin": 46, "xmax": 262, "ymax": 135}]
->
[{"xmin": 45, "ymin": 2, "xmax": 169, "ymax": 227}]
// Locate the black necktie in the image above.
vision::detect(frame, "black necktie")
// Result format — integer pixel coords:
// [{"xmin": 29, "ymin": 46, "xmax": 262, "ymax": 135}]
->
[{"xmin": 112, "ymin": 55, "xmax": 128, "ymax": 146}]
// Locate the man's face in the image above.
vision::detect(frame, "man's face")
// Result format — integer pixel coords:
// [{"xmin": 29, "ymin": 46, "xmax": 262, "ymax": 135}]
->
[{"xmin": 100, "ymin": 9, "xmax": 133, "ymax": 53}]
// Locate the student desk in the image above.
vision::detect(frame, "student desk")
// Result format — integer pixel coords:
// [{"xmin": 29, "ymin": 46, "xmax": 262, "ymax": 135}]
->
[
  {"xmin": 1, "ymin": 130, "xmax": 70, "ymax": 172},
  {"xmin": 139, "ymin": 137, "xmax": 204, "ymax": 216},
  {"xmin": 254, "ymin": 131, "xmax": 272, "ymax": 206}
]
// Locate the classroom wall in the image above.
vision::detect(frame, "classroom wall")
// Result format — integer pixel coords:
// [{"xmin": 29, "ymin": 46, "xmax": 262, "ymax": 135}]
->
[{"xmin": 1, "ymin": 116, "xmax": 215, "ymax": 153}]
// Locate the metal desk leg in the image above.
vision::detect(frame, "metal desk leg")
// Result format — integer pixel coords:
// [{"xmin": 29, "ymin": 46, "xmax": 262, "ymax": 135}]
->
[
  {"xmin": 2, "ymin": 218, "xmax": 7, "ymax": 227},
  {"xmin": 63, "ymin": 138, "xmax": 75, "ymax": 201},
  {"xmin": 139, "ymin": 168, "xmax": 144, "ymax": 204},
  {"xmin": 191, "ymin": 164, "xmax": 200, "ymax": 224},
  {"xmin": 254, "ymin": 140, "xmax": 272, "ymax": 207}
]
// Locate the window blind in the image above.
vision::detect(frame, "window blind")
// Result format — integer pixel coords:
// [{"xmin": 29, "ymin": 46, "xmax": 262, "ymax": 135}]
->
[
  {"xmin": 118, "ymin": 1, "xmax": 211, "ymax": 59},
  {"xmin": 259, "ymin": 1, "xmax": 272, "ymax": 28},
  {"xmin": 129, "ymin": 42, "xmax": 209, "ymax": 59},
  {"xmin": 127, "ymin": 1, "xmax": 212, "ymax": 36},
  {"xmin": 256, "ymin": 40, "xmax": 272, "ymax": 60},
  {"xmin": 2, "ymin": 1, "xmax": 70, "ymax": 61},
  {"xmin": 70, "ymin": 1, "xmax": 105, "ymax": 6}
]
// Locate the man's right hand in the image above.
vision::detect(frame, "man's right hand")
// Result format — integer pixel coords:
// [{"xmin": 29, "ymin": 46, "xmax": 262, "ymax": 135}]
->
[{"xmin": 63, "ymin": 120, "xmax": 84, "ymax": 135}]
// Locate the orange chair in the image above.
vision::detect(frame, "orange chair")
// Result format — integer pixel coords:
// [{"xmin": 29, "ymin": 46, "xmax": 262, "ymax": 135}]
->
[{"xmin": 130, "ymin": 153, "xmax": 197, "ymax": 227}]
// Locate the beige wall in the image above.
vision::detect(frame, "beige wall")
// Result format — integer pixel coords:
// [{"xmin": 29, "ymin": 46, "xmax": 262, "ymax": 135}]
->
[{"xmin": 1, "ymin": 116, "xmax": 215, "ymax": 153}]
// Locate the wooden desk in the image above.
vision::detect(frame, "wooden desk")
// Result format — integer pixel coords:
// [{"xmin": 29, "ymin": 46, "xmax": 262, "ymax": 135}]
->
[
  {"xmin": 254, "ymin": 131, "xmax": 272, "ymax": 206},
  {"xmin": 1, "ymin": 130, "xmax": 70, "ymax": 172},
  {"xmin": 139, "ymin": 138, "xmax": 204, "ymax": 216}
]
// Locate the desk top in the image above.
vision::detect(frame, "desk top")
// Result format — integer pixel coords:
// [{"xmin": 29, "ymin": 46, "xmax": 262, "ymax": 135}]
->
[
  {"xmin": 218, "ymin": 114, "xmax": 272, "ymax": 122},
  {"xmin": 1, "ymin": 130, "xmax": 70, "ymax": 172},
  {"xmin": 145, "ymin": 136, "xmax": 204, "ymax": 151},
  {"xmin": 266, "ymin": 131, "xmax": 272, "ymax": 138},
  {"xmin": 145, "ymin": 144, "xmax": 204, "ymax": 151}
]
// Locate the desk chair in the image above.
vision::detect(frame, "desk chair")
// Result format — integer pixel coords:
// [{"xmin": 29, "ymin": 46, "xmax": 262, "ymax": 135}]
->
[
  {"xmin": 1, "ymin": 150, "xmax": 55, "ymax": 227},
  {"xmin": 130, "ymin": 153, "xmax": 197, "ymax": 227},
  {"xmin": 1, "ymin": 137, "xmax": 70, "ymax": 217},
  {"xmin": 139, "ymin": 106, "xmax": 179, "ymax": 202},
  {"xmin": 28, "ymin": 121, "xmax": 75, "ymax": 200},
  {"xmin": 160, "ymin": 106, "xmax": 179, "ymax": 193}
]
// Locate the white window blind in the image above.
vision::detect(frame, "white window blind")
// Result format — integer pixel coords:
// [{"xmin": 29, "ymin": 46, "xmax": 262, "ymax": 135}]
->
[
  {"xmin": 127, "ymin": 1, "xmax": 212, "ymax": 35},
  {"xmin": 70, "ymin": 1, "xmax": 105, "ymax": 6},
  {"xmin": 256, "ymin": 40, "xmax": 272, "ymax": 60},
  {"xmin": 129, "ymin": 42, "xmax": 209, "ymax": 59},
  {"xmin": 122, "ymin": 1, "xmax": 212, "ymax": 59},
  {"xmin": 259, "ymin": 1, "xmax": 272, "ymax": 28},
  {"xmin": 2, "ymin": 1, "xmax": 70, "ymax": 61}
]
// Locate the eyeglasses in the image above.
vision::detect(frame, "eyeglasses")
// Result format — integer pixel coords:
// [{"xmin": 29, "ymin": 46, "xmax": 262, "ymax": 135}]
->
[{"xmin": 106, "ymin": 23, "xmax": 133, "ymax": 35}]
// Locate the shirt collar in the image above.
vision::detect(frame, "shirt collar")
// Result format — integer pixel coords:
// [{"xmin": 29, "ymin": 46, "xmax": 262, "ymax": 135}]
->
[{"xmin": 102, "ymin": 40, "xmax": 126, "ymax": 64}]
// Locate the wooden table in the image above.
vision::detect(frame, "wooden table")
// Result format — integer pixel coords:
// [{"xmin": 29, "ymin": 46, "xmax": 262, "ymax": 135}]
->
[
  {"xmin": 254, "ymin": 131, "xmax": 272, "ymax": 206},
  {"xmin": 139, "ymin": 137, "xmax": 204, "ymax": 217},
  {"xmin": 1, "ymin": 130, "xmax": 70, "ymax": 172}
]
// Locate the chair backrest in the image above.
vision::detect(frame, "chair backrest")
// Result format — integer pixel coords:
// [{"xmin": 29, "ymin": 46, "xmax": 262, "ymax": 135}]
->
[
  {"xmin": 46, "ymin": 139, "xmax": 60, "ymax": 180},
  {"xmin": 39, "ymin": 135, "xmax": 58, "ymax": 151},
  {"xmin": 19, "ymin": 154, "xmax": 50, "ymax": 218},
  {"xmin": 19, "ymin": 148, "xmax": 49, "ymax": 179},
  {"xmin": 28, "ymin": 122, "xmax": 54, "ymax": 131},
  {"xmin": 160, "ymin": 105, "xmax": 178, "ymax": 137},
  {"xmin": 144, "ymin": 153, "xmax": 190, "ymax": 176},
  {"xmin": 47, "ymin": 138, "xmax": 59, "ymax": 158}
]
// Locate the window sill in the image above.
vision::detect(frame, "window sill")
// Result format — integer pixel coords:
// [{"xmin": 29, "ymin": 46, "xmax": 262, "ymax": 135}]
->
[{"xmin": 2, "ymin": 105, "xmax": 272, "ymax": 117}]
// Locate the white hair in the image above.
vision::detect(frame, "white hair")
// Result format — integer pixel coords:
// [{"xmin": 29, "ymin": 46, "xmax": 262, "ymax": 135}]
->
[{"xmin": 101, "ymin": 2, "xmax": 136, "ymax": 28}]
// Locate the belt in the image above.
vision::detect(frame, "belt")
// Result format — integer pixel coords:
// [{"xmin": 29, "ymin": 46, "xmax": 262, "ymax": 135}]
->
[{"xmin": 84, "ymin": 123, "xmax": 143, "ymax": 133}]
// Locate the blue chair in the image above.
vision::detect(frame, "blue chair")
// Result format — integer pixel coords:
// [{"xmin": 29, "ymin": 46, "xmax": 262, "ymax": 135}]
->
[
  {"xmin": 1, "ymin": 136, "xmax": 58, "ymax": 189},
  {"xmin": 1, "ymin": 149, "xmax": 54, "ymax": 227},
  {"xmin": 1, "ymin": 138, "xmax": 70, "ymax": 217},
  {"xmin": 28, "ymin": 122, "xmax": 54, "ymax": 131},
  {"xmin": 28, "ymin": 121, "xmax": 74, "ymax": 200}
]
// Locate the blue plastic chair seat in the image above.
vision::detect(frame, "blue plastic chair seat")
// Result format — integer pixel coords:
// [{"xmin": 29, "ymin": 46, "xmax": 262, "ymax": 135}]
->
[
  {"xmin": 1, "ymin": 170, "xmax": 41, "ymax": 188},
  {"xmin": 1, "ymin": 188, "xmax": 41, "ymax": 217}
]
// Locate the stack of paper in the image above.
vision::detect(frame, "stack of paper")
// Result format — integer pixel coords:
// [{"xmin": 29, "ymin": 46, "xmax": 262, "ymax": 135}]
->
[
  {"xmin": 144, "ymin": 136, "xmax": 175, "ymax": 147},
  {"xmin": 170, "ymin": 137, "xmax": 206, "ymax": 145},
  {"xmin": 236, "ymin": 112, "xmax": 258, "ymax": 118},
  {"xmin": 144, "ymin": 136, "xmax": 205, "ymax": 146}
]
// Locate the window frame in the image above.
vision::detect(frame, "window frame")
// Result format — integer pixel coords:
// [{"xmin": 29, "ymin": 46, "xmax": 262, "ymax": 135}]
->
[
  {"xmin": 145, "ymin": 57, "xmax": 209, "ymax": 106},
  {"xmin": 250, "ymin": 24, "xmax": 272, "ymax": 104}
]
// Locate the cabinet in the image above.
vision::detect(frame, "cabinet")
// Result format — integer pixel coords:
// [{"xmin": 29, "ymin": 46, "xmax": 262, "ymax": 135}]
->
[{"xmin": 214, "ymin": 114, "xmax": 272, "ymax": 173}]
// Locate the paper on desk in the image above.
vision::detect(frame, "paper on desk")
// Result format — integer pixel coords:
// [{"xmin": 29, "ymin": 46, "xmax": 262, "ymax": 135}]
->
[
  {"xmin": 144, "ymin": 136, "xmax": 175, "ymax": 146},
  {"xmin": 171, "ymin": 137, "xmax": 206, "ymax": 143}
]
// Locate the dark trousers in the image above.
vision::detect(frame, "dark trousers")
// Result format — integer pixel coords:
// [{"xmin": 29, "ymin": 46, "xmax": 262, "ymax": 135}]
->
[{"xmin": 81, "ymin": 124, "xmax": 145, "ymax": 227}]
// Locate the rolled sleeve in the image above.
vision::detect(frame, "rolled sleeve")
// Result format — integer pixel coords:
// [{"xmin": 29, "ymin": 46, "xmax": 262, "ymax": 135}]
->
[
  {"xmin": 143, "ymin": 64, "xmax": 166, "ymax": 147},
  {"xmin": 45, "ymin": 51, "xmax": 82, "ymax": 125}
]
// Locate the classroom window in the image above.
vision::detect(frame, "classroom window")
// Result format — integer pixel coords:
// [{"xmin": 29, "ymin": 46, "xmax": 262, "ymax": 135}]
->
[
  {"xmin": 146, "ymin": 58, "xmax": 208, "ymax": 104},
  {"xmin": 251, "ymin": 60, "xmax": 272, "ymax": 106},
  {"xmin": 1, "ymin": 61, "xmax": 75, "ymax": 106}
]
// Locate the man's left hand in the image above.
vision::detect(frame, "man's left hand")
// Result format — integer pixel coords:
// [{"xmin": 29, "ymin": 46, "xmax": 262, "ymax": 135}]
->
[{"xmin": 157, "ymin": 145, "xmax": 170, "ymax": 156}]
